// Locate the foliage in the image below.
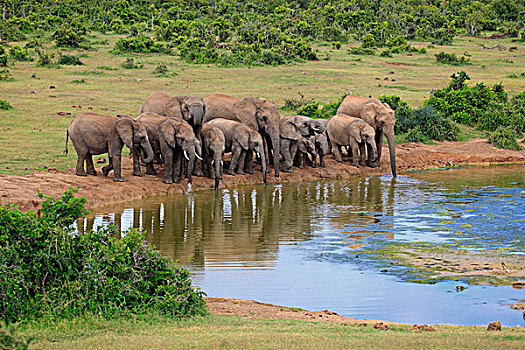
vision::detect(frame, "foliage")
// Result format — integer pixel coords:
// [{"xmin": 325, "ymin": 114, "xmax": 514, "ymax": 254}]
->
[
  {"xmin": 291, "ymin": 94, "xmax": 347, "ymax": 119},
  {"xmin": 426, "ymin": 72, "xmax": 506, "ymax": 126},
  {"xmin": 0, "ymin": 188, "xmax": 207, "ymax": 323},
  {"xmin": 8, "ymin": 45, "xmax": 31, "ymax": 62},
  {"xmin": 435, "ymin": 52, "xmax": 471, "ymax": 66},
  {"xmin": 52, "ymin": 23, "xmax": 86, "ymax": 48},
  {"xmin": 478, "ymin": 92, "xmax": 525, "ymax": 134},
  {"xmin": 0, "ymin": 45, "xmax": 7, "ymax": 67},
  {"xmin": 488, "ymin": 126, "xmax": 522, "ymax": 150},
  {"xmin": 0, "ymin": 69, "xmax": 11, "ymax": 81},
  {"xmin": 153, "ymin": 63, "xmax": 169, "ymax": 75},
  {"xmin": 35, "ymin": 49, "xmax": 54, "ymax": 67},
  {"xmin": 378, "ymin": 95, "xmax": 413, "ymax": 134},
  {"xmin": 112, "ymin": 35, "xmax": 168, "ymax": 54},
  {"xmin": 57, "ymin": 54, "xmax": 83, "ymax": 66},
  {"xmin": 0, "ymin": 99, "xmax": 13, "ymax": 110}
]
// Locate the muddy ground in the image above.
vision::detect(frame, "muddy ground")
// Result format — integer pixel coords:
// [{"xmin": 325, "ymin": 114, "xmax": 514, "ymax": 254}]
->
[{"xmin": 2, "ymin": 138, "xmax": 524, "ymax": 212}]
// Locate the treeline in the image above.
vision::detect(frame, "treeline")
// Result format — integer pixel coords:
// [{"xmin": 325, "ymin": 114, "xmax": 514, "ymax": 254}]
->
[{"xmin": 1, "ymin": 0, "xmax": 523, "ymax": 65}]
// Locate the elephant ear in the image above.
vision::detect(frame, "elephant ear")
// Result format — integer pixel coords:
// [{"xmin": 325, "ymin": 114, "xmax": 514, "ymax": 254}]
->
[
  {"xmin": 280, "ymin": 116, "xmax": 302, "ymax": 140},
  {"xmin": 297, "ymin": 138, "xmax": 307, "ymax": 153},
  {"xmin": 360, "ymin": 103, "xmax": 377, "ymax": 128},
  {"xmin": 158, "ymin": 120, "xmax": 179, "ymax": 149},
  {"xmin": 233, "ymin": 98, "xmax": 258, "ymax": 130},
  {"xmin": 235, "ymin": 127, "xmax": 251, "ymax": 151},
  {"xmin": 115, "ymin": 117, "xmax": 135, "ymax": 149},
  {"xmin": 382, "ymin": 102, "xmax": 392, "ymax": 110},
  {"xmin": 349, "ymin": 121, "xmax": 362, "ymax": 144},
  {"xmin": 166, "ymin": 96, "xmax": 184, "ymax": 119}
]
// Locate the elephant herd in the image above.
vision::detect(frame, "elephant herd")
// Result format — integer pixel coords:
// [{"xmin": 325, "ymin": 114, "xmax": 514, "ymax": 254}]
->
[{"xmin": 65, "ymin": 92, "xmax": 397, "ymax": 189}]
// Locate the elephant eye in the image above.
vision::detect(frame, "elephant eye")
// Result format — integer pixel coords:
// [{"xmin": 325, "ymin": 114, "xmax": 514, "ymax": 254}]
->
[{"xmin": 303, "ymin": 122, "xmax": 308, "ymax": 126}]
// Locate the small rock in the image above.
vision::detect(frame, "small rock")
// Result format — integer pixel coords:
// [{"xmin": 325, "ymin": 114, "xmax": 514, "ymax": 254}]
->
[
  {"xmin": 49, "ymin": 85, "xmax": 56, "ymax": 89},
  {"xmin": 373, "ymin": 322, "xmax": 390, "ymax": 330},
  {"xmin": 375, "ymin": 77, "xmax": 380, "ymax": 80},
  {"xmin": 391, "ymin": 79, "xmax": 396, "ymax": 82},
  {"xmin": 413, "ymin": 324, "xmax": 437, "ymax": 332},
  {"xmin": 407, "ymin": 53, "xmax": 413, "ymax": 56},
  {"xmin": 30, "ymin": 91, "xmax": 35, "ymax": 94},
  {"xmin": 380, "ymin": 269, "xmax": 388, "ymax": 272},
  {"xmin": 96, "ymin": 158, "xmax": 106, "ymax": 164},
  {"xmin": 389, "ymin": 71, "xmax": 395, "ymax": 74},
  {"xmin": 88, "ymin": 106, "xmax": 93, "ymax": 110},
  {"xmin": 302, "ymin": 72, "xmax": 306, "ymax": 75},
  {"xmin": 512, "ymin": 281, "xmax": 525, "ymax": 289},
  {"xmin": 359, "ymin": 322, "xmax": 368, "ymax": 327},
  {"xmin": 456, "ymin": 285, "xmax": 467, "ymax": 292},
  {"xmin": 384, "ymin": 77, "xmax": 389, "ymax": 80},
  {"xmin": 487, "ymin": 321, "xmax": 501, "ymax": 331}
]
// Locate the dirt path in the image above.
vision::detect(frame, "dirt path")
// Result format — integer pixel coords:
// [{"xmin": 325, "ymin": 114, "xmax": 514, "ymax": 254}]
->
[{"xmin": 1, "ymin": 138, "xmax": 524, "ymax": 212}]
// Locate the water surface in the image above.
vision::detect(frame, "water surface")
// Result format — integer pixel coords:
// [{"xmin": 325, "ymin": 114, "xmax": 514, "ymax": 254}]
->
[{"xmin": 83, "ymin": 165, "xmax": 525, "ymax": 325}]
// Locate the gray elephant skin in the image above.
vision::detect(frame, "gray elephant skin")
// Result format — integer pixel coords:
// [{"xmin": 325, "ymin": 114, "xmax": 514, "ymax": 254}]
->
[
  {"xmin": 201, "ymin": 123, "xmax": 225, "ymax": 190},
  {"xmin": 139, "ymin": 91, "xmax": 206, "ymax": 135},
  {"xmin": 294, "ymin": 136, "xmax": 317, "ymax": 169},
  {"xmin": 135, "ymin": 112, "xmax": 199, "ymax": 184},
  {"xmin": 279, "ymin": 116, "xmax": 325, "ymax": 173},
  {"xmin": 206, "ymin": 118, "xmax": 267, "ymax": 185},
  {"xmin": 326, "ymin": 114, "xmax": 377, "ymax": 168},
  {"xmin": 65, "ymin": 112, "xmax": 154, "ymax": 182},
  {"xmin": 337, "ymin": 95, "xmax": 396, "ymax": 176},
  {"xmin": 203, "ymin": 93, "xmax": 280, "ymax": 177}
]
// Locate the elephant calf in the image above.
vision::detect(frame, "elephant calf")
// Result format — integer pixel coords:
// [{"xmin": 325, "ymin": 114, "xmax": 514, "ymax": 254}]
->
[
  {"xmin": 65, "ymin": 113, "xmax": 154, "ymax": 182},
  {"xmin": 201, "ymin": 123, "xmax": 225, "ymax": 190},
  {"xmin": 294, "ymin": 136, "xmax": 317, "ymax": 169},
  {"xmin": 326, "ymin": 114, "xmax": 377, "ymax": 167},
  {"xmin": 205, "ymin": 118, "xmax": 267, "ymax": 185},
  {"xmin": 314, "ymin": 132, "xmax": 328, "ymax": 168}
]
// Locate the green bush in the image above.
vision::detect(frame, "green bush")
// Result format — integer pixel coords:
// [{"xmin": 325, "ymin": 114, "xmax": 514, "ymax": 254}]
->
[
  {"xmin": 35, "ymin": 49, "xmax": 54, "ymax": 67},
  {"xmin": 435, "ymin": 52, "xmax": 470, "ymax": 65},
  {"xmin": 478, "ymin": 91, "xmax": 525, "ymax": 133},
  {"xmin": 0, "ymin": 99, "xmax": 13, "ymax": 110},
  {"xmin": 378, "ymin": 95, "xmax": 413, "ymax": 134},
  {"xmin": 121, "ymin": 58, "xmax": 143, "ymax": 69},
  {"xmin": 0, "ymin": 45, "xmax": 7, "ymax": 67},
  {"xmin": 0, "ymin": 188, "xmax": 206, "ymax": 323},
  {"xmin": 0, "ymin": 69, "xmax": 11, "ymax": 81},
  {"xmin": 113, "ymin": 35, "xmax": 169, "ymax": 54},
  {"xmin": 8, "ymin": 45, "xmax": 31, "ymax": 62},
  {"xmin": 0, "ymin": 323, "xmax": 31, "ymax": 349},
  {"xmin": 52, "ymin": 25, "xmax": 86, "ymax": 48},
  {"xmin": 411, "ymin": 106, "xmax": 458, "ymax": 141},
  {"xmin": 57, "ymin": 54, "xmax": 83, "ymax": 65},
  {"xmin": 488, "ymin": 126, "xmax": 522, "ymax": 150}
]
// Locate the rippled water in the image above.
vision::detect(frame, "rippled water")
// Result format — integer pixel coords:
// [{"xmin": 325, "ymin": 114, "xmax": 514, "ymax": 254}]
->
[{"xmin": 82, "ymin": 165, "xmax": 525, "ymax": 325}]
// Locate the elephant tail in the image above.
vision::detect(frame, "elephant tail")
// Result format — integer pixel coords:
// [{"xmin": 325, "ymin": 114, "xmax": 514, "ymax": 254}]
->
[{"xmin": 64, "ymin": 129, "xmax": 69, "ymax": 155}]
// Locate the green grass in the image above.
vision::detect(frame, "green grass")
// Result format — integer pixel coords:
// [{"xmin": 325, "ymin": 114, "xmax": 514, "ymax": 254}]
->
[
  {"xmin": 0, "ymin": 33, "xmax": 524, "ymax": 175},
  {"xmin": 17, "ymin": 314, "xmax": 525, "ymax": 350}
]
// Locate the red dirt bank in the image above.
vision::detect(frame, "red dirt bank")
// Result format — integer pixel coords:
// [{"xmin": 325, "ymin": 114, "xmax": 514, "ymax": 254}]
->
[{"xmin": 1, "ymin": 138, "xmax": 524, "ymax": 212}]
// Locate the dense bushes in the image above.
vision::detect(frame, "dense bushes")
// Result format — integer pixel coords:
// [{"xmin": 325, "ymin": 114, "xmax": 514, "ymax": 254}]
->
[
  {"xmin": 0, "ymin": 188, "xmax": 206, "ymax": 323},
  {"xmin": 112, "ymin": 35, "xmax": 169, "ymax": 54},
  {"xmin": 435, "ymin": 52, "xmax": 471, "ymax": 65},
  {"xmin": 0, "ymin": 45, "xmax": 7, "ymax": 67},
  {"xmin": 488, "ymin": 127, "xmax": 522, "ymax": 150},
  {"xmin": 283, "ymin": 93, "xmax": 346, "ymax": 119}
]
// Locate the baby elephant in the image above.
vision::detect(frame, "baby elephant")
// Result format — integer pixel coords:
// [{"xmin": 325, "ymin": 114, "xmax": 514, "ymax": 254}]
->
[
  {"xmin": 201, "ymin": 123, "xmax": 225, "ymax": 190},
  {"xmin": 65, "ymin": 113, "xmax": 154, "ymax": 182},
  {"xmin": 205, "ymin": 118, "xmax": 267, "ymax": 185},
  {"xmin": 326, "ymin": 114, "xmax": 377, "ymax": 167},
  {"xmin": 315, "ymin": 132, "xmax": 328, "ymax": 168},
  {"xmin": 294, "ymin": 136, "xmax": 317, "ymax": 168}
]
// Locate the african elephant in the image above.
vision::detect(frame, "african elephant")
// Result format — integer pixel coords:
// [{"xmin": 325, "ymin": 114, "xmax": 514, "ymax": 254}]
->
[
  {"xmin": 65, "ymin": 113, "xmax": 154, "ymax": 182},
  {"xmin": 314, "ymin": 131, "xmax": 328, "ymax": 168},
  {"xmin": 139, "ymin": 91, "xmax": 206, "ymax": 134},
  {"xmin": 279, "ymin": 116, "xmax": 325, "ymax": 172},
  {"xmin": 201, "ymin": 123, "xmax": 225, "ymax": 190},
  {"xmin": 326, "ymin": 114, "xmax": 377, "ymax": 167},
  {"xmin": 337, "ymin": 95, "xmax": 396, "ymax": 176},
  {"xmin": 203, "ymin": 93, "xmax": 280, "ymax": 177},
  {"xmin": 206, "ymin": 118, "xmax": 267, "ymax": 185},
  {"xmin": 294, "ymin": 136, "xmax": 317, "ymax": 169},
  {"xmin": 135, "ymin": 112, "xmax": 200, "ymax": 184}
]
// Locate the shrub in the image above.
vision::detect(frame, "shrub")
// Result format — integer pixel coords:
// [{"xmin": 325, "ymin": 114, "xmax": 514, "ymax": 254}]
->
[
  {"xmin": 113, "ymin": 35, "xmax": 169, "ymax": 54},
  {"xmin": 0, "ymin": 45, "xmax": 7, "ymax": 67},
  {"xmin": 121, "ymin": 58, "xmax": 143, "ymax": 69},
  {"xmin": 0, "ymin": 99, "xmax": 13, "ymax": 110},
  {"xmin": 8, "ymin": 45, "xmax": 31, "ymax": 61},
  {"xmin": 0, "ymin": 188, "xmax": 207, "ymax": 323},
  {"xmin": 378, "ymin": 95, "xmax": 413, "ymax": 134},
  {"xmin": 478, "ymin": 91, "xmax": 525, "ymax": 133},
  {"xmin": 0, "ymin": 69, "xmax": 11, "ymax": 81},
  {"xmin": 404, "ymin": 125, "xmax": 429, "ymax": 143},
  {"xmin": 0, "ymin": 323, "xmax": 32, "ymax": 349},
  {"xmin": 488, "ymin": 126, "xmax": 522, "ymax": 150},
  {"xmin": 35, "ymin": 49, "xmax": 54, "ymax": 67},
  {"xmin": 57, "ymin": 54, "xmax": 83, "ymax": 65},
  {"xmin": 52, "ymin": 25, "xmax": 86, "ymax": 48},
  {"xmin": 153, "ymin": 63, "xmax": 169, "ymax": 75},
  {"xmin": 411, "ymin": 106, "xmax": 458, "ymax": 141},
  {"xmin": 435, "ymin": 52, "xmax": 471, "ymax": 65}
]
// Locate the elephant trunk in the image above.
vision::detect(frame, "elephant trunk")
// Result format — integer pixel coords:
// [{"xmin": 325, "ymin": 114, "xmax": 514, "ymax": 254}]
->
[
  {"xmin": 385, "ymin": 128, "xmax": 397, "ymax": 177},
  {"xmin": 368, "ymin": 140, "xmax": 378, "ymax": 163},
  {"xmin": 186, "ymin": 150, "xmax": 195, "ymax": 184},
  {"xmin": 270, "ymin": 133, "xmax": 280, "ymax": 177},
  {"xmin": 259, "ymin": 146, "xmax": 267, "ymax": 185},
  {"xmin": 141, "ymin": 140, "xmax": 154, "ymax": 164},
  {"xmin": 214, "ymin": 153, "xmax": 222, "ymax": 190},
  {"xmin": 191, "ymin": 105, "xmax": 204, "ymax": 128}
]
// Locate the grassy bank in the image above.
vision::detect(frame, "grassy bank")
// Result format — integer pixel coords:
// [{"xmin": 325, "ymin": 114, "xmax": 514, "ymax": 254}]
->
[
  {"xmin": 13, "ymin": 314, "xmax": 524, "ymax": 350},
  {"xmin": 1, "ymin": 33, "xmax": 524, "ymax": 175}
]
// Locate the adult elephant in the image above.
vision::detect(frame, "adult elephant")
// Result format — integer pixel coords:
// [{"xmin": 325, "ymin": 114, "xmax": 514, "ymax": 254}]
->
[
  {"xmin": 203, "ymin": 93, "xmax": 281, "ymax": 177},
  {"xmin": 65, "ymin": 113, "xmax": 154, "ymax": 182},
  {"xmin": 279, "ymin": 116, "xmax": 325, "ymax": 172},
  {"xmin": 135, "ymin": 112, "xmax": 200, "ymax": 184},
  {"xmin": 139, "ymin": 91, "xmax": 206, "ymax": 135},
  {"xmin": 337, "ymin": 95, "xmax": 396, "ymax": 176}
]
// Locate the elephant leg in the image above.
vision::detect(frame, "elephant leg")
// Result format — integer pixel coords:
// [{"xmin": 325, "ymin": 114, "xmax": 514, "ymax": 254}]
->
[
  {"xmin": 193, "ymin": 158, "xmax": 204, "ymax": 177},
  {"xmin": 86, "ymin": 153, "xmax": 97, "ymax": 175},
  {"xmin": 227, "ymin": 146, "xmax": 242, "ymax": 175},
  {"xmin": 236, "ymin": 149, "xmax": 246, "ymax": 175},
  {"xmin": 72, "ymin": 140, "xmax": 88, "ymax": 176},
  {"xmin": 110, "ymin": 149, "xmax": 124, "ymax": 182},
  {"xmin": 132, "ymin": 146, "xmax": 142, "ymax": 177},
  {"xmin": 174, "ymin": 150, "xmax": 183, "ymax": 183},
  {"xmin": 369, "ymin": 130, "xmax": 383, "ymax": 167},
  {"xmin": 244, "ymin": 150, "xmax": 254, "ymax": 174},
  {"xmin": 102, "ymin": 156, "xmax": 114, "ymax": 176},
  {"xmin": 310, "ymin": 152, "xmax": 317, "ymax": 168},
  {"xmin": 333, "ymin": 144, "xmax": 343, "ymax": 162},
  {"xmin": 359, "ymin": 143, "xmax": 367, "ymax": 166},
  {"xmin": 350, "ymin": 140, "xmax": 359, "ymax": 167},
  {"xmin": 280, "ymin": 139, "xmax": 293, "ymax": 172}
]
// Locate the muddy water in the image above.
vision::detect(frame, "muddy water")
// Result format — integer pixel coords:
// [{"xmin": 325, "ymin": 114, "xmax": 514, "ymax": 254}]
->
[{"xmin": 84, "ymin": 165, "xmax": 525, "ymax": 326}]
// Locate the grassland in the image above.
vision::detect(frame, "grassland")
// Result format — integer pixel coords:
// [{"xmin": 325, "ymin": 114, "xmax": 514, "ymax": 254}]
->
[
  {"xmin": 17, "ymin": 313, "xmax": 525, "ymax": 350},
  {"xmin": 1, "ymin": 33, "xmax": 524, "ymax": 175}
]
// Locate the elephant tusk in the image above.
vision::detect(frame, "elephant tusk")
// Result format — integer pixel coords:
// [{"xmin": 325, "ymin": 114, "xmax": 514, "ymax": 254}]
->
[
  {"xmin": 211, "ymin": 159, "xmax": 215, "ymax": 165},
  {"xmin": 255, "ymin": 151, "xmax": 260, "ymax": 158},
  {"xmin": 195, "ymin": 153, "xmax": 203, "ymax": 161},
  {"xmin": 184, "ymin": 150, "xmax": 190, "ymax": 161}
]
